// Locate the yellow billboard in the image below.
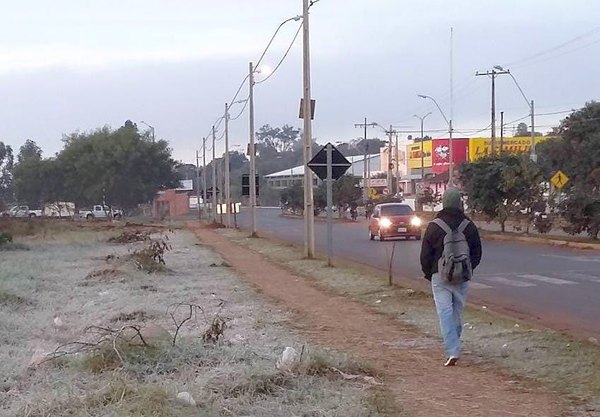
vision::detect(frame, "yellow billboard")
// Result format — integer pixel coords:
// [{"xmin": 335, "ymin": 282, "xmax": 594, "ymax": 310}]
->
[
  {"xmin": 468, "ymin": 136, "xmax": 551, "ymax": 161},
  {"xmin": 407, "ymin": 140, "xmax": 432, "ymax": 169}
]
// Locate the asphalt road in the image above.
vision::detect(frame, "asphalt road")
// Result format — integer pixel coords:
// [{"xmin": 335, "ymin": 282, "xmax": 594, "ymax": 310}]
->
[{"xmin": 237, "ymin": 207, "xmax": 600, "ymax": 340}]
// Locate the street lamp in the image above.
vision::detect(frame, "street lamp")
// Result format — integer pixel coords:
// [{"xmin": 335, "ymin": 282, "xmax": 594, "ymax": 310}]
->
[
  {"xmin": 413, "ymin": 112, "xmax": 432, "ymax": 181},
  {"xmin": 139, "ymin": 121, "xmax": 155, "ymax": 142},
  {"xmin": 493, "ymin": 65, "xmax": 536, "ymax": 161},
  {"xmin": 418, "ymin": 95, "xmax": 454, "ymax": 185}
]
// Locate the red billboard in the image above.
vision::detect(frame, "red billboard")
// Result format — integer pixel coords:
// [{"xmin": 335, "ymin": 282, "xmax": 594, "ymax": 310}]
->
[{"xmin": 431, "ymin": 138, "xmax": 469, "ymax": 174}]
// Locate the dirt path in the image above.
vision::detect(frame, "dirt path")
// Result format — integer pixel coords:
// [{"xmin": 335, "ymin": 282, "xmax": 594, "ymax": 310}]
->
[{"xmin": 191, "ymin": 226, "xmax": 564, "ymax": 417}]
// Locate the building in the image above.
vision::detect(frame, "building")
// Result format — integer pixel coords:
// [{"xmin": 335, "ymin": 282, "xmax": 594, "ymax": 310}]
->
[
  {"xmin": 153, "ymin": 180, "xmax": 194, "ymax": 218},
  {"xmin": 264, "ymin": 154, "xmax": 382, "ymax": 190}
]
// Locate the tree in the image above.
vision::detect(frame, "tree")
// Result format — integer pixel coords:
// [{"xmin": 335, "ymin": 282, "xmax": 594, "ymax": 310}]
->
[
  {"xmin": 13, "ymin": 140, "xmax": 45, "ymax": 207},
  {"xmin": 58, "ymin": 125, "xmax": 180, "ymax": 209},
  {"xmin": 537, "ymin": 102, "xmax": 600, "ymax": 238},
  {"xmin": 514, "ymin": 122, "xmax": 542, "ymax": 137},
  {"xmin": 255, "ymin": 124, "xmax": 300, "ymax": 153},
  {"xmin": 280, "ymin": 182, "xmax": 304, "ymax": 213},
  {"xmin": 460, "ymin": 154, "xmax": 544, "ymax": 232},
  {"xmin": 0, "ymin": 141, "xmax": 14, "ymax": 209}
]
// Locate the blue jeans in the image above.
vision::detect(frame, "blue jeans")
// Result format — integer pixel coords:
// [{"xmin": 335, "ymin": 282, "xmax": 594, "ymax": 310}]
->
[{"xmin": 431, "ymin": 273, "xmax": 469, "ymax": 357}]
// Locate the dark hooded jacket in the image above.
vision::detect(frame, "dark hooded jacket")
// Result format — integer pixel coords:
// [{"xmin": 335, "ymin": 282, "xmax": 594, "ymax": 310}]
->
[{"xmin": 420, "ymin": 208, "xmax": 482, "ymax": 280}]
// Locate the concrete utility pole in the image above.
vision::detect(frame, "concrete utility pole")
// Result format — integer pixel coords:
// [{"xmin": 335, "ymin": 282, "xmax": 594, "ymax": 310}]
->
[
  {"xmin": 476, "ymin": 67, "xmax": 509, "ymax": 155},
  {"xmin": 491, "ymin": 66, "xmax": 537, "ymax": 161},
  {"xmin": 195, "ymin": 150, "xmax": 201, "ymax": 220},
  {"xmin": 418, "ymin": 94, "xmax": 454, "ymax": 185},
  {"xmin": 413, "ymin": 112, "xmax": 432, "ymax": 181},
  {"xmin": 202, "ymin": 137, "xmax": 207, "ymax": 219},
  {"xmin": 224, "ymin": 102, "xmax": 231, "ymax": 228},
  {"xmin": 387, "ymin": 125, "xmax": 394, "ymax": 195},
  {"xmin": 302, "ymin": 0, "xmax": 315, "ymax": 258},
  {"xmin": 211, "ymin": 126, "xmax": 217, "ymax": 222},
  {"xmin": 354, "ymin": 118, "xmax": 377, "ymax": 202},
  {"xmin": 248, "ymin": 62, "xmax": 257, "ymax": 237},
  {"xmin": 500, "ymin": 111, "xmax": 504, "ymax": 152},
  {"xmin": 395, "ymin": 133, "xmax": 400, "ymax": 194}
]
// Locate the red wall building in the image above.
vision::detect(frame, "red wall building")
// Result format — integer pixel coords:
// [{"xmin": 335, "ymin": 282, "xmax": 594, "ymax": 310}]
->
[
  {"xmin": 153, "ymin": 189, "xmax": 190, "ymax": 218},
  {"xmin": 431, "ymin": 138, "xmax": 469, "ymax": 174}
]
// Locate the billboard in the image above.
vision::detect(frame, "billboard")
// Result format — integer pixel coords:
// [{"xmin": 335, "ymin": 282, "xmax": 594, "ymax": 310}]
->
[
  {"xmin": 431, "ymin": 138, "xmax": 469, "ymax": 174},
  {"xmin": 407, "ymin": 140, "xmax": 432, "ymax": 169},
  {"xmin": 468, "ymin": 136, "xmax": 551, "ymax": 161}
]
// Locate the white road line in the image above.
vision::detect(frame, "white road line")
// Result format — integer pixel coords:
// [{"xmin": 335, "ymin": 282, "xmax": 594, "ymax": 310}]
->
[
  {"xmin": 542, "ymin": 254, "xmax": 600, "ymax": 263},
  {"xmin": 470, "ymin": 282, "xmax": 493, "ymax": 289},
  {"xmin": 566, "ymin": 273, "xmax": 600, "ymax": 283},
  {"xmin": 484, "ymin": 276, "xmax": 536, "ymax": 287},
  {"xmin": 518, "ymin": 274, "xmax": 577, "ymax": 285}
]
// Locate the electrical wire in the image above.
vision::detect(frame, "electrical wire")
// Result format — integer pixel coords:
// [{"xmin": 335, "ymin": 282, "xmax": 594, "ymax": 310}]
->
[
  {"xmin": 256, "ymin": 22, "xmax": 303, "ymax": 85},
  {"xmin": 229, "ymin": 98, "xmax": 250, "ymax": 121},
  {"xmin": 503, "ymin": 25, "xmax": 600, "ymax": 68}
]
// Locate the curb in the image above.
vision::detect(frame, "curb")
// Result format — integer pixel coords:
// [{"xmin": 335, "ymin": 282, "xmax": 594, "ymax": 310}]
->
[{"xmin": 481, "ymin": 231, "xmax": 600, "ymax": 251}]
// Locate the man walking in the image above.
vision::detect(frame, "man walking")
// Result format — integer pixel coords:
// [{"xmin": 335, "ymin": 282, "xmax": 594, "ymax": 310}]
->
[{"xmin": 420, "ymin": 187, "xmax": 482, "ymax": 366}]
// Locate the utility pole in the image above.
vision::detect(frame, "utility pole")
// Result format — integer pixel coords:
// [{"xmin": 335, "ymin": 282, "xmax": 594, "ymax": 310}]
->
[
  {"xmin": 211, "ymin": 126, "xmax": 217, "ymax": 222},
  {"xmin": 224, "ymin": 102, "xmax": 231, "ymax": 228},
  {"xmin": 195, "ymin": 150, "xmax": 201, "ymax": 220},
  {"xmin": 500, "ymin": 111, "xmax": 504, "ymax": 152},
  {"xmin": 354, "ymin": 118, "xmax": 376, "ymax": 202},
  {"xmin": 248, "ymin": 62, "xmax": 257, "ymax": 237},
  {"xmin": 530, "ymin": 100, "xmax": 536, "ymax": 161},
  {"xmin": 476, "ymin": 67, "xmax": 509, "ymax": 155},
  {"xmin": 302, "ymin": 0, "xmax": 315, "ymax": 258},
  {"xmin": 386, "ymin": 125, "xmax": 394, "ymax": 195},
  {"xmin": 395, "ymin": 133, "xmax": 400, "ymax": 195},
  {"xmin": 202, "ymin": 137, "xmax": 207, "ymax": 219},
  {"xmin": 413, "ymin": 112, "xmax": 432, "ymax": 181}
]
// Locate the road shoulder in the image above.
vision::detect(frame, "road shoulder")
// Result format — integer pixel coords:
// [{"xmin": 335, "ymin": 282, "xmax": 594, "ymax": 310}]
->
[{"xmin": 190, "ymin": 224, "xmax": 572, "ymax": 417}]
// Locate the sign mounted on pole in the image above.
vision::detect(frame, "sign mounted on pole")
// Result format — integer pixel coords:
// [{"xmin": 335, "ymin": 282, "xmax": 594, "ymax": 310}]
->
[
  {"xmin": 307, "ymin": 143, "xmax": 351, "ymax": 181},
  {"xmin": 550, "ymin": 170, "xmax": 569, "ymax": 189}
]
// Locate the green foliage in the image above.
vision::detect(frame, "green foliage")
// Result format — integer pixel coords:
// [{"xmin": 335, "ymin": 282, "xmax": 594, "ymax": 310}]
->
[
  {"xmin": 460, "ymin": 154, "xmax": 544, "ymax": 232},
  {"xmin": 0, "ymin": 231, "xmax": 13, "ymax": 245},
  {"xmin": 537, "ymin": 101, "xmax": 600, "ymax": 238},
  {"xmin": 280, "ymin": 182, "xmax": 304, "ymax": 213},
  {"xmin": 0, "ymin": 141, "xmax": 14, "ymax": 209},
  {"xmin": 12, "ymin": 126, "xmax": 180, "ymax": 210}
]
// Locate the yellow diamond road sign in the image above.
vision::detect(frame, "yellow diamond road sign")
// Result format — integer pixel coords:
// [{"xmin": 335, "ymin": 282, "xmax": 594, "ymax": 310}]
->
[{"xmin": 551, "ymin": 170, "xmax": 569, "ymax": 189}]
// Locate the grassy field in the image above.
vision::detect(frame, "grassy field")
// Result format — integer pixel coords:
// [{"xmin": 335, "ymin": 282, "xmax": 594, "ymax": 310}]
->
[{"xmin": 0, "ymin": 220, "xmax": 389, "ymax": 416}]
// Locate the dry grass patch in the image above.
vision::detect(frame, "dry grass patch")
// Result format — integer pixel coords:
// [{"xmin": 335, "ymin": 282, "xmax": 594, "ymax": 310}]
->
[{"xmin": 222, "ymin": 228, "xmax": 600, "ymax": 414}]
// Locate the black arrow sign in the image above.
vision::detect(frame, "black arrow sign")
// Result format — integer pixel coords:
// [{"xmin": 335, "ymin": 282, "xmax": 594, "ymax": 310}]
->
[{"xmin": 307, "ymin": 143, "xmax": 352, "ymax": 181}]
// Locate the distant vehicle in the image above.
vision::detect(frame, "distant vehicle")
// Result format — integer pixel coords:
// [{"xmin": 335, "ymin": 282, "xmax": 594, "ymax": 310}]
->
[
  {"xmin": 43, "ymin": 202, "xmax": 76, "ymax": 218},
  {"xmin": 79, "ymin": 205, "xmax": 123, "ymax": 220},
  {"xmin": 1, "ymin": 205, "xmax": 43, "ymax": 218},
  {"xmin": 368, "ymin": 203, "xmax": 422, "ymax": 241}
]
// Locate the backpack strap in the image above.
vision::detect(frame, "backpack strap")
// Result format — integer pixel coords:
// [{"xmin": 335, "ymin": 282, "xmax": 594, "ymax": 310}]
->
[
  {"xmin": 457, "ymin": 219, "xmax": 471, "ymax": 233},
  {"xmin": 432, "ymin": 218, "xmax": 452, "ymax": 234}
]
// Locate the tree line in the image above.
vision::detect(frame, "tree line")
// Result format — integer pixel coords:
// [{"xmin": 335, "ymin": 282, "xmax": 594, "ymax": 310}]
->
[
  {"xmin": 0, "ymin": 121, "xmax": 179, "ymax": 211},
  {"xmin": 459, "ymin": 101, "xmax": 600, "ymax": 239}
]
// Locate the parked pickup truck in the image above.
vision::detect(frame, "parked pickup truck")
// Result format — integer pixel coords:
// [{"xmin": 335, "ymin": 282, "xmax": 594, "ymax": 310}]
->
[
  {"xmin": 79, "ymin": 205, "xmax": 123, "ymax": 220},
  {"xmin": 1, "ymin": 205, "xmax": 43, "ymax": 218}
]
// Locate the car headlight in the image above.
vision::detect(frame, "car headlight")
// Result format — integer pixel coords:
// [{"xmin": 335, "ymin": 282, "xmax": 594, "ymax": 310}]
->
[
  {"xmin": 410, "ymin": 217, "xmax": 422, "ymax": 227},
  {"xmin": 379, "ymin": 218, "xmax": 392, "ymax": 228}
]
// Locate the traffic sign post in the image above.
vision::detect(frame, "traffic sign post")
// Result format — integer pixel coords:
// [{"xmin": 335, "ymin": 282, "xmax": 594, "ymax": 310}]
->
[{"xmin": 308, "ymin": 143, "xmax": 351, "ymax": 266}]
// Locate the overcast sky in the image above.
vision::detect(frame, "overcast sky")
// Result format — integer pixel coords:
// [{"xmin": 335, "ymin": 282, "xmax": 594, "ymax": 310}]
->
[{"xmin": 1, "ymin": 0, "xmax": 599, "ymax": 164}]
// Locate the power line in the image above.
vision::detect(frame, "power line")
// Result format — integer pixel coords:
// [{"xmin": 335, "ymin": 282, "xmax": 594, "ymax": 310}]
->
[
  {"xmin": 256, "ymin": 22, "xmax": 303, "ymax": 85},
  {"xmin": 504, "ymin": 25, "xmax": 600, "ymax": 68},
  {"xmin": 229, "ymin": 98, "xmax": 250, "ymax": 121}
]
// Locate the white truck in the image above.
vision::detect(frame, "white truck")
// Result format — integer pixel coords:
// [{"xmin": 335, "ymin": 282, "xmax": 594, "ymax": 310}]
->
[
  {"xmin": 79, "ymin": 205, "xmax": 123, "ymax": 220},
  {"xmin": 1, "ymin": 205, "xmax": 43, "ymax": 218}
]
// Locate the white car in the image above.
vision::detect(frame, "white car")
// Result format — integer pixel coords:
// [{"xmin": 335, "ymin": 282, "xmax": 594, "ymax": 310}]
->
[
  {"xmin": 79, "ymin": 205, "xmax": 123, "ymax": 220},
  {"xmin": 1, "ymin": 205, "xmax": 43, "ymax": 218}
]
